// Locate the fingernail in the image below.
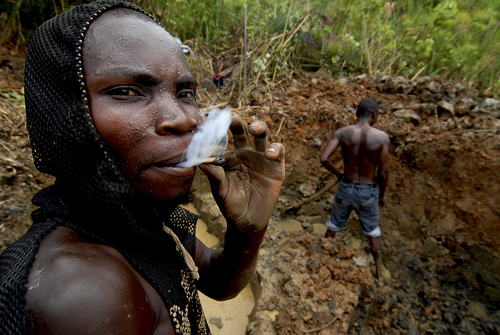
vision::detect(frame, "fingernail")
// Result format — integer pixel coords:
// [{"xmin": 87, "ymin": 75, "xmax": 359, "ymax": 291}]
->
[
  {"xmin": 267, "ymin": 147, "xmax": 277, "ymax": 154},
  {"xmin": 250, "ymin": 122, "xmax": 265, "ymax": 132}
]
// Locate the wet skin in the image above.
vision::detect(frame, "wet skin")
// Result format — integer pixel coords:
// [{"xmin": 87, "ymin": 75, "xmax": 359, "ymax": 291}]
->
[
  {"xmin": 83, "ymin": 10, "xmax": 201, "ymax": 201},
  {"xmin": 25, "ymin": 8, "xmax": 285, "ymax": 335},
  {"xmin": 320, "ymin": 112, "xmax": 390, "ymax": 204}
]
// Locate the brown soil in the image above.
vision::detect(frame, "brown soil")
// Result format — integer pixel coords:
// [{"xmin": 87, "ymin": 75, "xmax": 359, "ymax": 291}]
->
[{"xmin": 1, "ymin": 44, "xmax": 500, "ymax": 334}]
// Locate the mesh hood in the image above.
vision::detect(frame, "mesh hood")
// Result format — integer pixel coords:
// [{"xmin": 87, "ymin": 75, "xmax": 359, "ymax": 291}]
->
[
  {"xmin": 24, "ymin": 0, "xmax": 148, "ymax": 215},
  {"xmin": 0, "ymin": 1, "xmax": 210, "ymax": 333}
]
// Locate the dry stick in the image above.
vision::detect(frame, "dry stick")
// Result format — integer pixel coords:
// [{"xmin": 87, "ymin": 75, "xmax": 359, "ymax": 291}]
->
[
  {"xmin": 255, "ymin": 14, "xmax": 310, "ymax": 85},
  {"xmin": 275, "ymin": 115, "xmax": 286, "ymax": 137},
  {"xmin": 197, "ymin": 42, "xmax": 218, "ymax": 61},
  {"xmin": 0, "ymin": 155, "xmax": 25, "ymax": 170},
  {"xmin": 411, "ymin": 65, "xmax": 427, "ymax": 81},
  {"xmin": 243, "ymin": 5, "xmax": 247, "ymax": 96},
  {"xmin": 302, "ymin": 317, "xmax": 339, "ymax": 333},
  {"xmin": 286, "ymin": 179, "xmax": 341, "ymax": 213},
  {"xmin": 200, "ymin": 90, "xmax": 213, "ymax": 103},
  {"xmin": 282, "ymin": 14, "xmax": 310, "ymax": 50},
  {"xmin": 226, "ymin": 32, "xmax": 288, "ymax": 89},
  {"xmin": 199, "ymin": 102, "xmax": 229, "ymax": 113},
  {"xmin": 228, "ymin": 81, "xmax": 236, "ymax": 102}
]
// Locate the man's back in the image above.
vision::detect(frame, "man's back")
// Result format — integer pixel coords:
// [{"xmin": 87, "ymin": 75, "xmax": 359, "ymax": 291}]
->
[
  {"xmin": 321, "ymin": 98, "xmax": 389, "ymax": 278},
  {"xmin": 338, "ymin": 124, "xmax": 389, "ymax": 183}
]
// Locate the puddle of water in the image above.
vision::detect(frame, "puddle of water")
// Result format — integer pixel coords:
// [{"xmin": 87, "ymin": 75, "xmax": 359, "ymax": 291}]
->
[
  {"xmin": 181, "ymin": 203, "xmax": 255, "ymax": 335},
  {"xmin": 278, "ymin": 220, "xmax": 302, "ymax": 232},
  {"xmin": 199, "ymin": 289, "xmax": 254, "ymax": 335},
  {"xmin": 312, "ymin": 223, "xmax": 327, "ymax": 235}
]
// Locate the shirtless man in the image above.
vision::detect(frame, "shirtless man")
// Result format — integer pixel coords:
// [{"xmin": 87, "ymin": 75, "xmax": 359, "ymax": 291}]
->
[
  {"xmin": 320, "ymin": 98, "xmax": 389, "ymax": 279},
  {"xmin": 0, "ymin": 2, "xmax": 284, "ymax": 334}
]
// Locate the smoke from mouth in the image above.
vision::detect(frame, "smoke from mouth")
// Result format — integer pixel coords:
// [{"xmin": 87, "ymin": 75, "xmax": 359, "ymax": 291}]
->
[{"xmin": 177, "ymin": 107, "xmax": 231, "ymax": 167}]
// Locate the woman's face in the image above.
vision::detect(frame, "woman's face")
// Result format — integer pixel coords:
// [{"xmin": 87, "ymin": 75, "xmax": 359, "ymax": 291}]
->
[{"xmin": 83, "ymin": 10, "xmax": 202, "ymax": 201}]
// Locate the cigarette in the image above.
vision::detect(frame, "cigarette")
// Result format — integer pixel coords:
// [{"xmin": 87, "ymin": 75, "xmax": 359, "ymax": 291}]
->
[
  {"xmin": 193, "ymin": 157, "xmax": 226, "ymax": 166},
  {"xmin": 213, "ymin": 157, "xmax": 226, "ymax": 166},
  {"xmin": 199, "ymin": 157, "xmax": 217, "ymax": 164}
]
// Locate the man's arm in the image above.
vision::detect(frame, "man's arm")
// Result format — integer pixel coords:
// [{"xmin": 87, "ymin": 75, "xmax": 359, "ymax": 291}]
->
[
  {"xmin": 377, "ymin": 134, "xmax": 390, "ymax": 206},
  {"xmin": 195, "ymin": 114, "xmax": 285, "ymax": 300},
  {"xmin": 320, "ymin": 131, "xmax": 343, "ymax": 180}
]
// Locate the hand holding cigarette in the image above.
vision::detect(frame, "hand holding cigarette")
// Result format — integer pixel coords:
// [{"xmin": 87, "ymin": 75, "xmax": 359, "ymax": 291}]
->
[{"xmin": 198, "ymin": 113, "xmax": 285, "ymax": 232}]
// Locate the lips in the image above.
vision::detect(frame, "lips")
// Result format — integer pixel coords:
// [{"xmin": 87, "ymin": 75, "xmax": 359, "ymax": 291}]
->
[
  {"xmin": 147, "ymin": 154, "xmax": 195, "ymax": 178},
  {"xmin": 152, "ymin": 155, "xmax": 183, "ymax": 167}
]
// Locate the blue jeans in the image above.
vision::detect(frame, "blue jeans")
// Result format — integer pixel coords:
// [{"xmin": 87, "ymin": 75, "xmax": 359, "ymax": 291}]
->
[{"xmin": 326, "ymin": 180, "xmax": 381, "ymax": 238}]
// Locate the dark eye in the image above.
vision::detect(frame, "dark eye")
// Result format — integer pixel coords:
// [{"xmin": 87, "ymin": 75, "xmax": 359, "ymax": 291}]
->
[
  {"xmin": 105, "ymin": 87, "xmax": 141, "ymax": 98},
  {"xmin": 178, "ymin": 90, "xmax": 196, "ymax": 100}
]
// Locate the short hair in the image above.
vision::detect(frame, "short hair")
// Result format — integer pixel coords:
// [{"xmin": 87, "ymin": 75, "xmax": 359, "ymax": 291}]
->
[{"xmin": 356, "ymin": 98, "xmax": 379, "ymax": 118}]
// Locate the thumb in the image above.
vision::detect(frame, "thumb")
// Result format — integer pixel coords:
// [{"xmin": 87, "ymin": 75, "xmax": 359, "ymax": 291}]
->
[{"xmin": 198, "ymin": 163, "xmax": 227, "ymax": 190}]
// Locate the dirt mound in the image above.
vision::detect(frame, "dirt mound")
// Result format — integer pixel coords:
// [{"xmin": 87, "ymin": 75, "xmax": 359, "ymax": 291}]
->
[{"xmin": 193, "ymin": 71, "xmax": 500, "ymax": 333}]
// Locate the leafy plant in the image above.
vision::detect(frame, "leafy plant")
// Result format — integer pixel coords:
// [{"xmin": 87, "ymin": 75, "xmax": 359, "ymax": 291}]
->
[{"xmin": 1, "ymin": 0, "xmax": 499, "ymax": 96}]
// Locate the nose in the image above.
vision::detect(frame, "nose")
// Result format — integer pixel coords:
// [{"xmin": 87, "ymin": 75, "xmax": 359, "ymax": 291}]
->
[{"xmin": 155, "ymin": 104, "xmax": 199, "ymax": 135}]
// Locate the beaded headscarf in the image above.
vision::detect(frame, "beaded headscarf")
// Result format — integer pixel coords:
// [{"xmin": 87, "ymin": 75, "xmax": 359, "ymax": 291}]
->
[{"xmin": 0, "ymin": 1, "xmax": 209, "ymax": 334}]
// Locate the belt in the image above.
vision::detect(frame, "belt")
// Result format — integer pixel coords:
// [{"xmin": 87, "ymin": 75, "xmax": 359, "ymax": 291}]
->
[{"xmin": 342, "ymin": 176, "xmax": 377, "ymax": 187}]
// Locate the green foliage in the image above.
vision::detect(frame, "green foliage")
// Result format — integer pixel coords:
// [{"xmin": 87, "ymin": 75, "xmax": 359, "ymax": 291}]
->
[
  {"xmin": 1, "ymin": 0, "xmax": 499, "ymax": 96},
  {"xmin": 1, "ymin": 0, "xmax": 90, "ymax": 45}
]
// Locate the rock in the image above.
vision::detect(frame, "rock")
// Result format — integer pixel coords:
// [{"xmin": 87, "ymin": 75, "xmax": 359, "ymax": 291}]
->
[
  {"xmin": 437, "ymin": 100, "xmax": 455, "ymax": 120},
  {"xmin": 459, "ymin": 116, "xmax": 474, "ymax": 129},
  {"xmin": 306, "ymin": 257, "xmax": 321, "ymax": 271},
  {"xmin": 337, "ymin": 77, "xmax": 348, "ymax": 86},
  {"xmin": 426, "ymin": 80, "xmax": 441, "ymax": 93},
  {"xmin": 384, "ymin": 76, "xmax": 412, "ymax": 94},
  {"xmin": 417, "ymin": 237, "xmax": 441, "ymax": 258},
  {"xmin": 299, "ymin": 182, "xmax": 316, "ymax": 197},
  {"xmin": 309, "ymin": 216, "xmax": 324, "ymax": 224},
  {"xmin": 380, "ymin": 75, "xmax": 391, "ymax": 82},
  {"xmin": 455, "ymin": 97, "xmax": 474, "ymax": 116},
  {"xmin": 393, "ymin": 109, "xmax": 422, "ymax": 125},
  {"xmin": 481, "ymin": 98, "xmax": 500, "ymax": 110},
  {"xmin": 355, "ymin": 74, "xmax": 367, "ymax": 81},
  {"xmin": 468, "ymin": 301, "xmax": 491, "ymax": 320},
  {"xmin": 420, "ymin": 103, "xmax": 437, "ymax": 116},
  {"xmin": 442, "ymin": 83, "xmax": 457, "ymax": 99},
  {"xmin": 446, "ymin": 118, "xmax": 457, "ymax": 130},
  {"xmin": 477, "ymin": 268, "xmax": 500, "ymax": 288},
  {"xmin": 416, "ymin": 76, "xmax": 431, "ymax": 85},
  {"xmin": 470, "ymin": 243, "xmax": 495, "ymax": 264},
  {"xmin": 388, "ymin": 102, "xmax": 405, "ymax": 111},
  {"xmin": 209, "ymin": 317, "xmax": 223, "ymax": 329},
  {"xmin": 352, "ymin": 256, "xmax": 368, "ymax": 267},
  {"xmin": 311, "ymin": 136, "xmax": 323, "ymax": 148},
  {"xmin": 420, "ymin": 89, "xmax": 435, "ymax": 103},
  {"xmin": 283, "ymin": 166, "xmax": 303, "ymax": 186}
]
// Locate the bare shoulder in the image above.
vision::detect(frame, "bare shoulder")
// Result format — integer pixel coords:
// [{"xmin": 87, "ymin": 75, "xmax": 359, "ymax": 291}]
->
[
  {"xmin": 334, "ymin": 125, "xmax": 353, "ymax": 139},
  {"xmin": 369, "ymin": 127, "xmax": 390, "ymax": 145},
  {"xmin": 25, "ymin": 226, "xmax": 157, "ymax": 335}
]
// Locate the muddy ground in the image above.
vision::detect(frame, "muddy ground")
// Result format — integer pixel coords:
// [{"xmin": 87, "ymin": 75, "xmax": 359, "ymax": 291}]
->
[{"xmin": 1, "ymin": 44, "xmax": 500, "ymax": 334}]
